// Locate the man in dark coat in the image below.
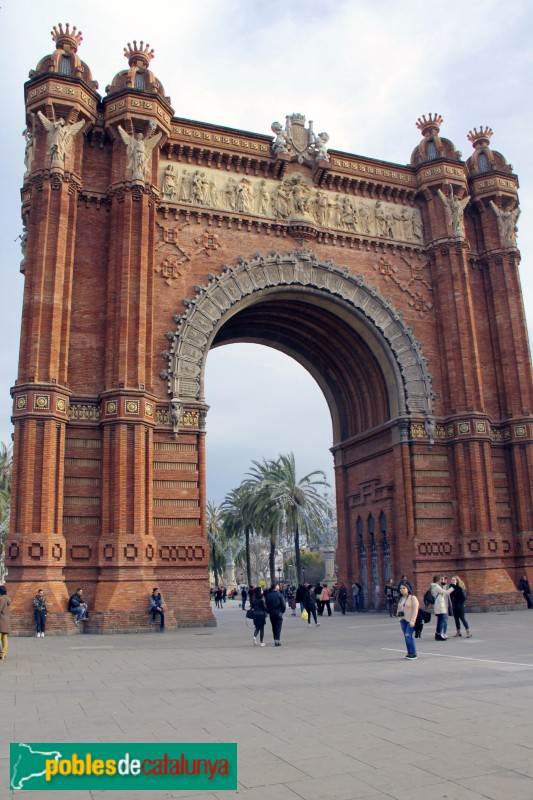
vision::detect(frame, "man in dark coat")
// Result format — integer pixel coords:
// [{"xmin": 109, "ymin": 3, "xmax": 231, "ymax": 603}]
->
[
  {"xmin": 265, "ymin": 583, "xmax": 286, "ymax": 646},
  {"xmin": 518, "ymin": 575, "xmax": 533, "ymax": 608},
  {"xmin": 68, "ymin": 588, "xmax": 88, "ymax": 625}
]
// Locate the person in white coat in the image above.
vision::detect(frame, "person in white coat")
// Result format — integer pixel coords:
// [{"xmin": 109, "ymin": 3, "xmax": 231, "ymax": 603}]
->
[
  {"xmin": 397, "ymin": 583, "xmax": 420, "ymax": 659},
  {"xmin": 431, "ymin": 575, "xmax": 454, "ymax": 641}
]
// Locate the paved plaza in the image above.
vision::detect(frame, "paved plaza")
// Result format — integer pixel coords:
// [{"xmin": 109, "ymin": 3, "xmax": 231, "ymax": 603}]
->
[{"xmin": 1, "ymin": 600, "xmax": 533, "ymax": 800}]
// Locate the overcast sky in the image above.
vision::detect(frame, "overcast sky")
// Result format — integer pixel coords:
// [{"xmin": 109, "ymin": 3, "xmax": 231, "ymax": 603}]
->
[{"xmin": 1, "ymin": 1, "xmax": 532, "ymax": 505}]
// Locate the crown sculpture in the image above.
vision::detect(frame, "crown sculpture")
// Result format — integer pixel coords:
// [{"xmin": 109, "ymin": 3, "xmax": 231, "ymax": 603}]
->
[
  {"xmin": 124, "ymin": 40, "xmax": 155, "ymax": 68},
  {"xmin": 416, "ymin": 113, "xmax": 443, "ymax": 137},
  {"xmin": 467, "ymin": 126, "xmax": 493, "ymax": 148},
  {"xmin": 51, "ymin": 23, "xmax": 83, "ymax": 52}
]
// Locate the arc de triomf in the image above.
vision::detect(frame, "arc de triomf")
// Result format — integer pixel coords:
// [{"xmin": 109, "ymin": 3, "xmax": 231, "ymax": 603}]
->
[{"xmin": 7, "ymin": 26, "xmax": 533, "ymax": 631}]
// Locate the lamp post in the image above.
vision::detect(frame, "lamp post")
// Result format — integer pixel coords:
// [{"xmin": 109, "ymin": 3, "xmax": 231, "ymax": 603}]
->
[
  {"xmin": 302, "ymin": 567, "xmax": 306, "ymax": 584},
  {"xmin": 289, "ymin": 563, "xmax": 293, "ymax": 586},
  {"xmin": 277, "ymin": 566, "xmax": 282, "ymax": 586}
]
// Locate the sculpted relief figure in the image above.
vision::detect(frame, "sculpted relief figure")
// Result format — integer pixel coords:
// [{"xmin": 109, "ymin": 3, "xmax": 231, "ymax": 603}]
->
[
  {"xmin": 256, "ymin": 180, "xmax": 270, "ymax": 215},
  {"xmin": 117, "ymin": 124, "xmax": 162, "ymax": 181},
  {"xmin": 37, "ymin": 112, "xmax": 85, "ymax": 170},
  {"xmin": 157, "ymin": 163, "xmax": 423, "ymax": 244},
  {"xmin": 272, "ymin": 181, "xmax": 291, "ymax": 218},
  {"xmin": 437, "ymin": 185, "xmax": 469, "ymax": 237},
  {"xmin": 161, "ymin": 164, "xmax": 177, "ymax": 200},
  {"xmin": 489, "ymin": 201, "xmax": 520, "ymax": 247},
  {"xmin": 236, "ymin": 178, "xmax": 254, "ymax": 213},
  {"xmin": 225, "ymin": 178, "xmax": 237, "ymax": 211},
  {"xmin": 178, "ymin": 169, "xmax": 192, "ymax": 201}
]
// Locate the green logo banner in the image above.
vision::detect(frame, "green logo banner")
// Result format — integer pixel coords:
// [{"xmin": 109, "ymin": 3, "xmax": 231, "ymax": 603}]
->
[{"xmin": 10, "ymin": 742, "xmax": 237, "ymax": 791}]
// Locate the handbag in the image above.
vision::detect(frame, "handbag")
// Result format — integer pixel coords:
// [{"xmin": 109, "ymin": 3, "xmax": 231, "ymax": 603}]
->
[{"xmin": 246, "ymin": 609, "xmax": 254, "ymax": 619}]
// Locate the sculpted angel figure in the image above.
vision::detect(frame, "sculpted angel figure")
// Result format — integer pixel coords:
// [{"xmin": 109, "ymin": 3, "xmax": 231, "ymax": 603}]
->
[
  {"xmin": 489, "ymin": 201, "xmax": 520, "ymax": 247},
  {"xmin": 437, "ymin": 186, "xmax": 469, "ymax": 237},
  {"xmin": 117, "ymin": 125, "xmax": 162, "ymax": 181},
  {"xmin": 37, "ymin": 111, "xmax": 85, "ymax": 169},
  {"xmin": 22, "ymin": 114, "xmax": 36, "ymax": 177}
]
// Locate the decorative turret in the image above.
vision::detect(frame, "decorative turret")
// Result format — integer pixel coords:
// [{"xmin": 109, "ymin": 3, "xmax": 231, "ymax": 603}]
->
[
  {"xmin": 29, "ymin": 22, "xmax": 98, "ymax": 89},
  {"xmin": 465, "ymin": 126, "xmax": 513, "ymax": 176},
  {"xmin": 105, "ymin": 40, "xmax": 170, "ymax": 103},
  {"xmin": 411, "ymin": 113, "xmax": 461, "ymax": 165}
]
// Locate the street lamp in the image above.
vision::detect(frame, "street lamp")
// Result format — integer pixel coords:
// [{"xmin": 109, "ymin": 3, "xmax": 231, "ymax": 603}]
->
[
  {"xmin": 277, "ymin": 566, "xmax": 282, "ymax": 585},
  {"xmin": 302, "ymin": 567, "xmax": 306, "ymax": 583},
  {"xmin": 289, "ymin": 563, "xmax": 293, "ymax": 586}
]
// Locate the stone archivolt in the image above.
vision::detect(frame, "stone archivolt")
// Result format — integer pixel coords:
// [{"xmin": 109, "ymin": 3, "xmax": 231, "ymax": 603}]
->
[
  {"xmin": 158, "ymin": 163, "xmax": 423, "ymax": 245},
  {"xmin": 163, "ymin": 250, "xmax": 434, "ymax": 423}
]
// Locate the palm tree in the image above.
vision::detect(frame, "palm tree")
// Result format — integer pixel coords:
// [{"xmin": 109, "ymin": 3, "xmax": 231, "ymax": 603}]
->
[
  {"xmin": 206, "ymin": 500, "xmax": 223, "ymax": 586},
  {"xmin": 258, "ymin": 453, "xmax": 329, "ymax": 584},
  {"xmin": 243, "ymin": 459, "xmax": 284, "ymax": 586},
  {"xmin": 220, "ymin": 486, "xmax": 254, "ymax": 586}
]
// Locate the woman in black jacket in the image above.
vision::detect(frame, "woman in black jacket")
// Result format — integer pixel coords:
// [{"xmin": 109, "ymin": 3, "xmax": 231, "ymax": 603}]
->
[
  {"xmin": 305, "ymin": 587, "xmax": 320, "ymax": 627},
  {"xmin": 450, "ymin": 576, "xmax": 472, "ymax": 637},
  {"xmin": 251, "ymin": 587, "xmax": 268, "ymax": 646}
]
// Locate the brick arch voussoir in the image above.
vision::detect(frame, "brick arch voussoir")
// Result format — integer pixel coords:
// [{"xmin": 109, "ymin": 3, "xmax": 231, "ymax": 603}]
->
[{"xmin": 162, "ymin": 249, "xmax": 434, "ymax": 421}]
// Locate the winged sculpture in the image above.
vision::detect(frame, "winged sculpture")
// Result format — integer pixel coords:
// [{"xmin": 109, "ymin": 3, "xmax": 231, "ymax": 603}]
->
[
  {"xmin": 117, "ymin": 125, "xmax": 162, "ymax": 181},
  {"xmin": 37, "ymin": 111, "xmax": 85, "ymax": 169}
]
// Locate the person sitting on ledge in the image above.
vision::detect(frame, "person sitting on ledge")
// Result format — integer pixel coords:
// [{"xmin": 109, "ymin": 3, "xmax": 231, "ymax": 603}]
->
[
  {"xmin": 149, "ymin": 587, "xmax": 165, "ymax": 631},
  {"xmin": 68, "ymin": 588, "xmax": 88, "ymax": 625}
]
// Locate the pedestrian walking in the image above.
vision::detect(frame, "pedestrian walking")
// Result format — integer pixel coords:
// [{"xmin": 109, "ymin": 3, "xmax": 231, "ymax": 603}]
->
[
  {"xmin": 305, "ymin": 586, "xmax": 320, "ymax": 627},
  {"xmin": 450, "ymin": 576, "xmax": 471, "ymax": 637},
  {"xmin": 352, "ymin": 580, "xmax": 362, "ymax": 612},
  {"xmin": 241, "ymin": 586, "xmax": 247, "ymax": 610},
  {"xmin": 251, "ymin": 587, "xmax": 267, "ymax": 647},
  {"xmin": 431, "ymin": 575, "xmax": 454, "ymax": 640},
  {"xmin": 315, "ymin": 582, "xmax": 324, "ymax": 616},
  {"xmin": 33, "ymin": 588, "xmax": 47, "ymax": 637},
  {"xmin": 214, "ymin": 587, "xmax": 224, "ymax": 609},
  {"xmin": 385, "ymin": 578, "xmax": 397, "ymax": 617},
  {"xmin": 518, "ymin": 575, "xmax": 533, "ymax": 609},
  {"xmin": 0, "ymin": 586, "xmax": 11, "ymax": 660},
  {"xmin": 295, "ymin": 583, "xmax": 306, "ymax": 614},
  {"xmin": 397, "ymin": 582, "xmax": 419, "ymax": 659},
  {"xmin": 320, "ymin": 584, "xmax": 332, "ymax": 617},
  {"xmin": 337, "ymin": 583, "xmax": 348, "ymax": 615},
  {"xmin": 265, "ymin": 583, "xmax": 286, "ymax": 646}
]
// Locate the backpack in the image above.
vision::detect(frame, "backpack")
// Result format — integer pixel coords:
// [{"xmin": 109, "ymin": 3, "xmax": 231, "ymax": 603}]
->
[{"xmin": 424, "ymin": 589, "xmax": 435, "ymax": 606}]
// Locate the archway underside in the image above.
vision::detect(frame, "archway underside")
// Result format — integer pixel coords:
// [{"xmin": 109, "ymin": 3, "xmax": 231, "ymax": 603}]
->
[{"xmin": 211, "ymin": 297, "xmax": 390, "ymax": 443}]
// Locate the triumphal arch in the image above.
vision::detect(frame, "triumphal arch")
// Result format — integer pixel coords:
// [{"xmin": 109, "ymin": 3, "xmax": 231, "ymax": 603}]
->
[{"xmin": 7, "ymin": 26, "xmax": 533, "ymax": 631}]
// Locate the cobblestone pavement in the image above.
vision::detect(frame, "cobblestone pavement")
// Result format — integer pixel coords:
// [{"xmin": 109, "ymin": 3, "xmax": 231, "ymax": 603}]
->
[{"xmin": 1, "ymin": 601, "xmax": 533, "ymax": 799}]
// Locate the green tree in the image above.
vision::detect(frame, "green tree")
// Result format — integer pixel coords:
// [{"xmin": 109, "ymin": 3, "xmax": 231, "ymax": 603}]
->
[
  {"xmin": 0, "ymin": 441, "xmax": 13, "ymax": 583},
  {"xmin": 206, "ymin": 500, "xmax": 224, "ymax": 586},
  {"xmin": 243, "ymin": 459, "xmax": 284, "ymax": 586},
  {"xmin": 220, "ymin": 485, "xmax": 254, "ymax": 586},
  {"xmin": 257, "ymin": 453, "xmax": 329, "ymax": 584}
]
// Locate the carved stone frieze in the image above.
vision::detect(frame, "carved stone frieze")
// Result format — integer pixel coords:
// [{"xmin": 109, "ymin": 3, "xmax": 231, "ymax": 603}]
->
[
  {"xmin": 158, "ymin": 163, "xmax": 424, "ymax": 245},
  {"xmin": 163, "ymin": 250, "xmax": 435, "ymax": 421}
]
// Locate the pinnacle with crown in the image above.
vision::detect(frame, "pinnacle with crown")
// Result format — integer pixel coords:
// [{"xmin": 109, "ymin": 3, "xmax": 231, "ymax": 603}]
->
[
  {"xmin": 51, "ymin": 23, "xmax": 83, "ymax": 52},
  {"xmin": 467, "ymin": 126, "xmax": 493, "ymax": 148},
  {"xmin": 416, "ymin": 113, "xmax": 443, "ymax": 137},
  {"xmin": 124, "ymin": 41, "xmax": 155, "ymax": 68}
]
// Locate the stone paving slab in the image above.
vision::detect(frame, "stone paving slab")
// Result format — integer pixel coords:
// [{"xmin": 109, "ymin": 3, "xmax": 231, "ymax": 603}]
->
[{"xmin": 1, "ymin": 602, "xmax": 533, "ymax": 799}]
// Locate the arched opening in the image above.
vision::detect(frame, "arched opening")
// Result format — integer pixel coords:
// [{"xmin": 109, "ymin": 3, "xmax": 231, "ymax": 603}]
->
[
  {"xmin": 166, "ymin": 251, "xmax": 435, "ymax": 609},
  {"xmin": 204, "ymin": 342, "xmax": 334, "ymax": 504}
]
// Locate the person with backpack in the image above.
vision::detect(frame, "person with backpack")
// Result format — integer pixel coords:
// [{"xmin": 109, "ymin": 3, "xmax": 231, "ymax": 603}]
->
[
  {"xmin": 337, "ymin": 583, "xmax": 348, "ymax": 615},
  {"xmin": 450, "ymin": 576, "xmax": 471, "ymax": 637},
  {"xmin": 431, "ymin": 575, "xmax": 454, "ymax": 640}
]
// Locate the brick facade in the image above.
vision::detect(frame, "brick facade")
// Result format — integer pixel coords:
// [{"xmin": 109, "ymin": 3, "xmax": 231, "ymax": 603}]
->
[{"xmin": 7, "ymin": 30, "xmax": 533, "ymax": 632}]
